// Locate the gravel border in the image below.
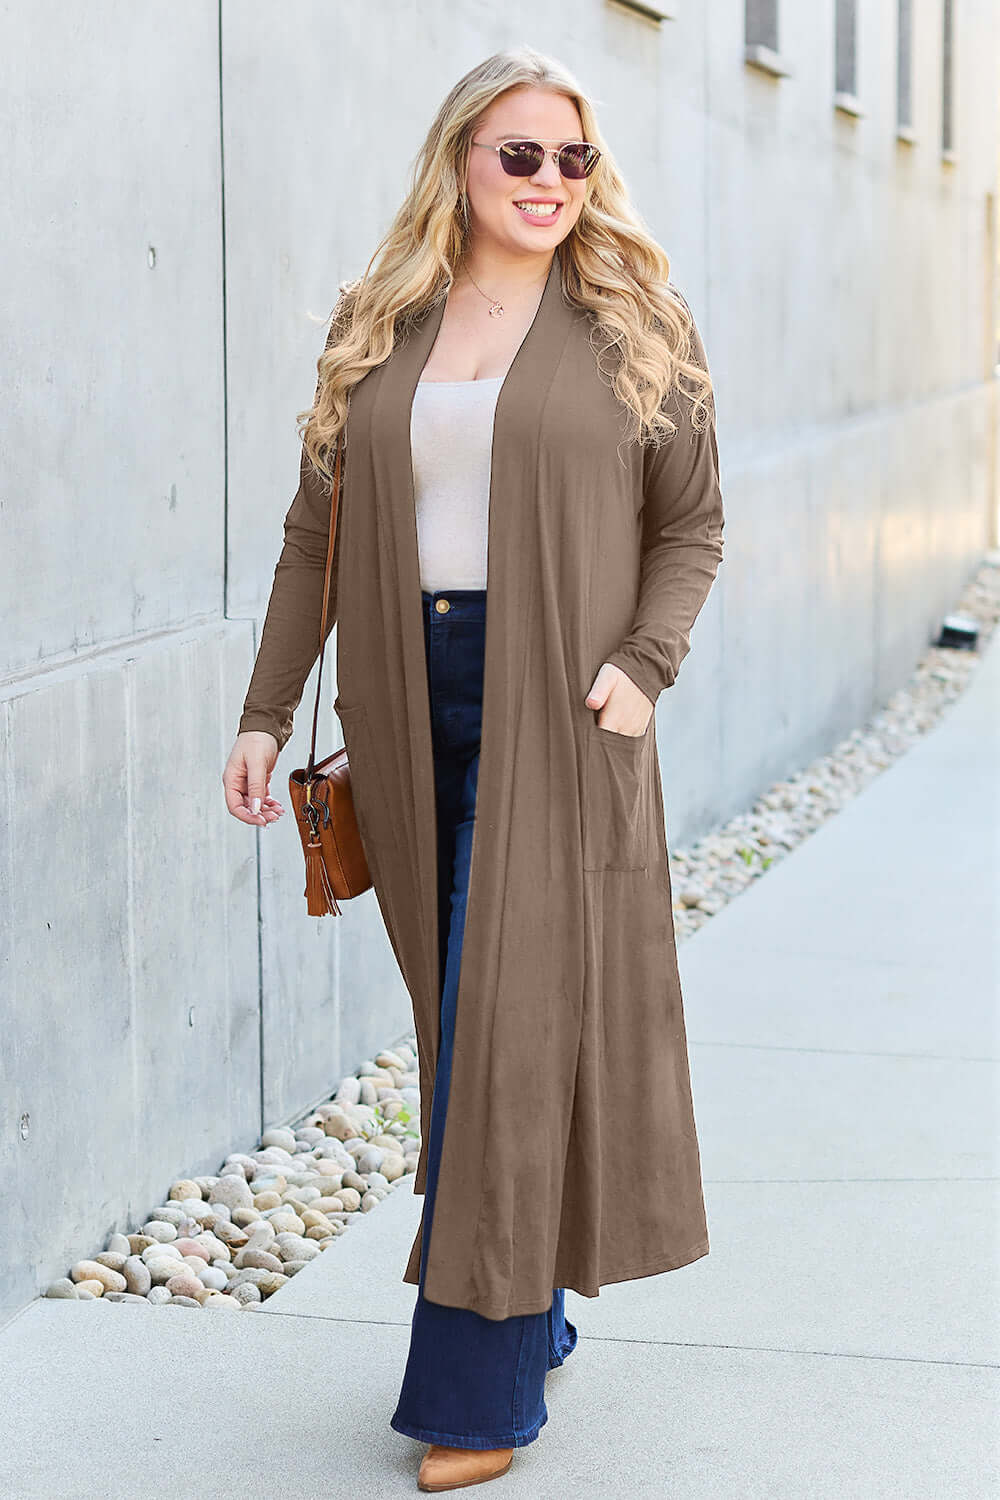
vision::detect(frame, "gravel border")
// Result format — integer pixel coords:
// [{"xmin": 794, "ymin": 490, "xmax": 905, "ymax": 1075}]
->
[{"xmin": 671, "ymin": 552, "xmax": 999, "ymax": 940}]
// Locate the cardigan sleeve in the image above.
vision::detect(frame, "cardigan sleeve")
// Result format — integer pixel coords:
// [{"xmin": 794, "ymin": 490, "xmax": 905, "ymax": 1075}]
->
[
  {"xmin": 236, "ymin": 439, "xmax": 342, "ymax": 754},
  {"xmin": 237, "ymin": 297, "xmax": 353, "ymax": 753},
  {"xmin": 601, "ymin": 297, "xmax": 725, "ymax": 708}
]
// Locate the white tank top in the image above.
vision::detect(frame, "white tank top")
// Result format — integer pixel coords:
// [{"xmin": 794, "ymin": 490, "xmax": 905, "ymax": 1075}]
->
[{"xmin": 410, "ymin": 375, "xmax": 505, "ymax": 592}]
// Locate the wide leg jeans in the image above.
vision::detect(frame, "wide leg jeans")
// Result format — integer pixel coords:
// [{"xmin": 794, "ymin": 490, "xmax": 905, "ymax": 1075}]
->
[{"xmin": 389, "ymin": 588, "xmax": 578, "ymax": 1450}]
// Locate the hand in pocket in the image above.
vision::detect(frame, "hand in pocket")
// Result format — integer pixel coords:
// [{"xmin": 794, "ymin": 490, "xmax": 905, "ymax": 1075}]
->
[{"xmin": 584, "ymin": 662, "xmax": 654, "ymax": 736}]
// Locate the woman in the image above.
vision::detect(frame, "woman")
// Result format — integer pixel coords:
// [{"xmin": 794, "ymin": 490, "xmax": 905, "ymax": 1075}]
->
[{"xmin": 223, "ymin": 47, "xmax": 724, "ymax": 1493}]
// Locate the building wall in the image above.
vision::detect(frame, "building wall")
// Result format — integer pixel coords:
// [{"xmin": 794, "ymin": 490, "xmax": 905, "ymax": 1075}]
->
[{"xmin": 2, "ymin": 0, "xmax": 996, "ymax": 1323}]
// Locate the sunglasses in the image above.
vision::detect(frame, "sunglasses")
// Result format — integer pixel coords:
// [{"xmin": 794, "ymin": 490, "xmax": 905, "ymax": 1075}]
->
[{"xmin": 471, "ymin": 138, "xmax": 601, "ymax": 181}]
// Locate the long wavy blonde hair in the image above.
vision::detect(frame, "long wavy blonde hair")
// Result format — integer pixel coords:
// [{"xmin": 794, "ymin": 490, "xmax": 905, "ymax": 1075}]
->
[{"xmin": 299, "ymin": 46, "xmax": 714, "ymax": 485}]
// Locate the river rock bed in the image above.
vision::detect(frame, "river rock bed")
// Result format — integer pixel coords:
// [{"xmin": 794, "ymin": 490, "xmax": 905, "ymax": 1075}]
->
[
  {"xmin": 45, "ymin": 1042, "xmax": 423, "ymax": 1310},
  {"xmin": 670, "ymin": 552, "xmax": 1000, "ymax": 939},
  {"xmin": 45, "ymin": 555, "xmax": 998, "ymax": 1308}
]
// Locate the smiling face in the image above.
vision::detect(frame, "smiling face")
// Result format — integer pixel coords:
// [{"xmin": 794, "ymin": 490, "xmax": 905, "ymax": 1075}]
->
[{"xmin": 464, "ymin": 85, "xmax": 590, "ymax": 258}]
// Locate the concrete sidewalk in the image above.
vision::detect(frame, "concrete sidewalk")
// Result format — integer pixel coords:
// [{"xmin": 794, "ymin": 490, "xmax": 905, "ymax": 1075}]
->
[{"xmin": 2, "ymin": 635, "xmax": 997, "ymax": 1498}]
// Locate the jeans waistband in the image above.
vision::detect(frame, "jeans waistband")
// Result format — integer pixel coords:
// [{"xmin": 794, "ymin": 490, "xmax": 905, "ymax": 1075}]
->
[{"xmin": 421, "ymin": 588, "xmax": 487, "ymax": 622}]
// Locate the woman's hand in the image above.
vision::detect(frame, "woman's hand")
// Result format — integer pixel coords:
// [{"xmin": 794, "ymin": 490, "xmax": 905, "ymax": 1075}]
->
[
  {"xmin": 223, "ymin": 731, "xmax": 285, "ymax": 827},
  {"xmin": 585, "ymin": 662, "xmax": 654, "ymax": 736}
]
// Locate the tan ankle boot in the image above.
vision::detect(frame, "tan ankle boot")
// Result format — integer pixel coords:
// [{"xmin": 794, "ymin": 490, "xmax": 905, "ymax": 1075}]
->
[{"xmin": 417, "ymin": 1443, "xmax": 514, "ymax": 1491}]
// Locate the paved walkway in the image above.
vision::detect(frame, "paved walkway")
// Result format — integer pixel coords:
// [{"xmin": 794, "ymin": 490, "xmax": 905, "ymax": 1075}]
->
[{"xmin": 2, "ymin": 635, "xmax": 997, "ymax": 1498}]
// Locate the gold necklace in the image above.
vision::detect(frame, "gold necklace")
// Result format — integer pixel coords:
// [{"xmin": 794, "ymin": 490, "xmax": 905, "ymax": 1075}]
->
[{"xmin": 461, "ymin": 262, "xmax": 550, "ymax": 319}]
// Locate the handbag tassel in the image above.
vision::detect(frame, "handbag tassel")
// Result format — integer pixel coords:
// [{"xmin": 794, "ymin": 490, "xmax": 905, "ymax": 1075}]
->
[{"xmin": 304, "ymin": 836, "xmax": 342, "ymax": 917}]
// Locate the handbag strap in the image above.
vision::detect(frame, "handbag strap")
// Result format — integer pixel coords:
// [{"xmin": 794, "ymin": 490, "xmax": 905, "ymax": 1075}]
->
[{"xmin": 306, "ymin": 429, "xmax": 344, "ymax": 779}]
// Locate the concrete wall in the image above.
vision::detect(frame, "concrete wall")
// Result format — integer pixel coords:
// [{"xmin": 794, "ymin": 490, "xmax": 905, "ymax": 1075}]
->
[{"xmin": 2, "ymin": 0, "xmax": 997, "ymax": 1324}]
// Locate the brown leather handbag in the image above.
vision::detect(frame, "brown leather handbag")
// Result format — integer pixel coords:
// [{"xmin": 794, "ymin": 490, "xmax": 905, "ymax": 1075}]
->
[{"xmin": 287, "ymin": 429, "xmax": 373, "ymax": 916}]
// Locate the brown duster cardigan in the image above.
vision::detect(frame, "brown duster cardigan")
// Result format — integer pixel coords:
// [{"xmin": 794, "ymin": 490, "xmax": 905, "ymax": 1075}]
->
[{"xmin": 239, "ymin": 247, "xmax": 725, "ymax": 1319}]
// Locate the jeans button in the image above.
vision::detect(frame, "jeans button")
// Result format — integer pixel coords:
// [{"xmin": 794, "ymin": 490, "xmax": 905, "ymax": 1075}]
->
[{"xmin": 435, "ymin": 598, "xmax": 451, "ymax": 613}]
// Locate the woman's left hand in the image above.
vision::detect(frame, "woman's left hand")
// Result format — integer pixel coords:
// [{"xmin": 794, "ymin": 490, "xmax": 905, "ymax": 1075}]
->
[{"xmin": 585, "ymin": 662, "xmax": 654, "ymax": 736}]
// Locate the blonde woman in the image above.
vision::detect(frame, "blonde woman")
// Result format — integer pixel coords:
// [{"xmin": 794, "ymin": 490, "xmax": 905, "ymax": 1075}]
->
[{"xmin": 223, "ymin": 46, "xmax": 725, "ymax": 1494}]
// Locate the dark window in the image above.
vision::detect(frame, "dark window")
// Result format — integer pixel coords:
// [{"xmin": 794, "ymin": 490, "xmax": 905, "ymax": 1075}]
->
[
  {"xmin": 897, "ymin": 0, "xmax": 913, "ymax": 129},
  {"xmin": 746, "ymin": 0, "xmax": 779, "ymax": 52},
  {"xmin": 836, "ymin": 0, "xmax": 858, "ymax": 96},
  {"xmin": 942, "ymin": 0, "xmax": 955, "ymax": 151}
]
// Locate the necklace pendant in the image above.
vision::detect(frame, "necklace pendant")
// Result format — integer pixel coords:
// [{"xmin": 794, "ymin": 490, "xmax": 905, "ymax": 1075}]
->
[{"xmin": 488, "ymin": 300, "xmax": 504, "ymax": 318}]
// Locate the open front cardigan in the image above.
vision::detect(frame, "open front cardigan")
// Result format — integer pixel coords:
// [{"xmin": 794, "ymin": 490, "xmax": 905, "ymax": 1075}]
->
[{"xmin": 239, "ymin": 248, "xmax": 725, "ymax": 1318}]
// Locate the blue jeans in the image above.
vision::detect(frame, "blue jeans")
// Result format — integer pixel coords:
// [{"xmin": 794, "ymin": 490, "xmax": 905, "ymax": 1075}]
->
[{"xmin": 389, "ymin": 588, "xmax": 578, "ymax": 1450}]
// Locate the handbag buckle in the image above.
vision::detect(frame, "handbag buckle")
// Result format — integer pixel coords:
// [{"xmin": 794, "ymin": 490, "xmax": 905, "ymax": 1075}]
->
[{"xmin": 302, "ymin": 785, "xmax": 330, "ymax": 835}]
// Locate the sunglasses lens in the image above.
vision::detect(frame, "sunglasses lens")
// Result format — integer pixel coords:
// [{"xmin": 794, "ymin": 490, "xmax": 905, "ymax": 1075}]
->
[
  {"xmin": 498, "ymin": 141, "xmax": 545, "ymax": 176},
  {"xmin": 495, "ymin": 140, "xmax": 601, "ymax": 179},
  {"xmin": 558, "ymin": 143, "xmax": 600, "ymax": 179}
]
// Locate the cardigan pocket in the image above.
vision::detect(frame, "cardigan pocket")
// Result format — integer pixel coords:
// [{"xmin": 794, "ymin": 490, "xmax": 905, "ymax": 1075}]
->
[{"xmin": 582, "ymin": 723, "xmax": 652, "ymax": 872}]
